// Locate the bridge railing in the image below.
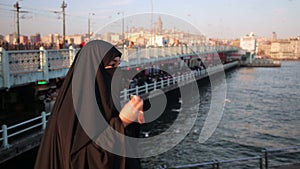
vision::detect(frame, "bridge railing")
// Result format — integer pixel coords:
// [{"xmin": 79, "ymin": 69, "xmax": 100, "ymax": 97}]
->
[
  {"xmin": 120, "ymin": 68, "xmax": 208, "ymax": 101},
  {"xmin": 0, "ymin": 111, "xmax": 51, "ymax": 149},
  {"xmin": 168, "ymin": 146, "xmax": 300, "ymax": 169},
  {"xmin": 128, "ymin": 63, "xmax": 227, "ymax": 98},
  {"xmin": 0, "ymin": 45, "xmax": 239, "ymax": 89},
  {"xmin": 119, "ymin": 45, "xmax": 239, "ymax": 66}
]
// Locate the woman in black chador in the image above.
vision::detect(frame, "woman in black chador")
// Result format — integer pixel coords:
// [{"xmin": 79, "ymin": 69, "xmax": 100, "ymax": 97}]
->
[{"xmin": 34, "ymin": 40, "xmax": 144, "ymax": 169}]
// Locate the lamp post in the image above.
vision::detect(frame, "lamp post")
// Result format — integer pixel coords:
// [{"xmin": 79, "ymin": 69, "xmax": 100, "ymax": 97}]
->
[
  {"xmin": 13, "ymin": 2, "xmax": 20, "ymax": 46},
  {"xmin": 61, "ymin": 0, "xmax": 67, "ymax": 45},
  {"xmin": 117, "ymin": 12, "xmax": 124, "ymax": 44},
  {"xmin": 88, "ymin": 13, "xmax": 95, "ymax": 40}
]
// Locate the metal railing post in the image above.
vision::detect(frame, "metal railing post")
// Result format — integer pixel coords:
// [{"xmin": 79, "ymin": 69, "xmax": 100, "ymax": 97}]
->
[
  {"xmin": 145, "ymin": 83, "xmax": 148, "ymax": 93},
  {"xmin": 39, "ymin": 47, "xmax": 49, "ymax": 81},
  {"xmin": 146, "ymin": 47, "xmax": 149, "ymax": 59},
  {"xmin": 215, "ymin": 160, "xmax": 220, "ymax": 169},
  {"xmin": 136, "ymin": 86, "xmax": 139, "ymax": 95},
  {"xmin": 123, "ymin": 88, "xmax": 127, "ymax": 101},
  {"xmin": 264, "ymin": 150, "xmax": 269, "ymax": 169},
  {"xmin": 41, "ymin": 111, "xmax": 47, "ymax": 130},
  {"xmin": 259, "ymin": 156, "xmax": 263, "ymax": 169},
  {"xmin": 123, "ymin": 46, "xmax": 128, "ymax": 62},
  {"xmin": 2, "ymin": 124, "xmax": 10, "ymax": 149},
  {"xmin": 0, "ymin": 47, "xmax": 11, "ymax": 88},
  {"xmin": 136, "ymin": 47, "xmax": 141, "ymax": 65},
  {"xmin": 69, "ymin": 45, "xmax": 76, "ymax": 66},
  {"xmin": 180, "ymin": 45, "xmax": 183, "ymax": 55}
]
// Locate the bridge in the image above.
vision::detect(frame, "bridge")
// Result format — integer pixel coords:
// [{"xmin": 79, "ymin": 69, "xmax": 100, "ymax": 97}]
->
[
  {"xmin": 0, "ymin": 45, "xmax": 239, "ymax": 89},
  {"xmin": 0, "ymin": 45, "xmax": 241, "ymax": 164}
]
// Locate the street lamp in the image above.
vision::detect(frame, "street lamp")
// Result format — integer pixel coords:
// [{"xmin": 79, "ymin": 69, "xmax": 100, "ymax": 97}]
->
[
  {"xmin": 117, "ymin": 12, "xmax": 124, "ymax": 44},
  {"xmin": 61, "ymin": 0, "xmax": 67, "ymax": 45},
  {"xmin": 13, "ymin": 2, "xmax": 20, "ymax": 46},
  {"xmin": 88, "ymin": 13, "xmax": 95, "ymax": 40}
]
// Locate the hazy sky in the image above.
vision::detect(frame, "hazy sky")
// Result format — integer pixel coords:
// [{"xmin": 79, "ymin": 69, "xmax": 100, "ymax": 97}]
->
[{"xmin": 0, "ymin": 0, "xmax": 299, "ymax": 39}]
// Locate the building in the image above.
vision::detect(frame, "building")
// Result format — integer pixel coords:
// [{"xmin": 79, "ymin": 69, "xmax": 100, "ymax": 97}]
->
[
  {"xmin": 240, "ymin": 32, "xmax": 257, "ymax": 63},
  {"xmin": 52, "ymin": 33, "xmax": 61, "ymax": 47},
  {"xmin": 270, "ymin": 39, "xmax": 298, "ymax": 60},
  {"xmin": 19, "ymin": 35, "xmax": 29, "ymax": 44},
  {"xmin": 240, "ymin": 32, "xmax": 257, "ymax": 53},
  {"xmin": 230, "ymin": 39, "xmax": 241, "ymax": 48},
  {"xmin": 5, "ymin": 33, "xmax": 17, "ymax": 44},
  {"xmin": 110, "ymin": 34, "xmax": 121, "ymax": 44},
  {"xmin": 290, "ymin": 37, "xmax": 300, "ymax": 59},
  {"xmin": 66, "ymin": 34, "xmax": 83, "ymax": 45},
  {"xmin": 30, "ymin": 33, "xmax": 41, "ymax": 43},
  {"xmin": 272, "ymin": 32, "xmax": 277, "ymax": 42},
  {"xmin": 135, "ymin": 35, "xmax": 147, "ymax": 47},
  {"xmin": 42, "ymin": 34, "xmax": 54, "ymax": 44}
]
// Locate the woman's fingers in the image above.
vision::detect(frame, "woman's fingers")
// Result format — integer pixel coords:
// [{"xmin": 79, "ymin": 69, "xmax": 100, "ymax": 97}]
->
[
  {"xmin": 130, "ymin": 95, "xmax": 143, "ymax": 110},
  {"xmin": 138, "ymin": 111, "xmax": 144, "ymax": 124},
  {"xmin": 119, "ymin": 95, "xmax": 144, "ymax": 126}
]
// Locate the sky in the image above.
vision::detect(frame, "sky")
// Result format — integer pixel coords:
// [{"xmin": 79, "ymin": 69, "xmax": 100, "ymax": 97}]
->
[{"xmin": 0, "ymin": 0, "xmax": 299, "ymax": 39}]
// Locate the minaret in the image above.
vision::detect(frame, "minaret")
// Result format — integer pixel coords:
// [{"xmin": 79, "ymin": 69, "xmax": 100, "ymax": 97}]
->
[
  {"xmin": 155, "ymin": 16, "xmax": 163, "ymax": 35},
  {"xmin": 272, "ymin": 32, "xmax": 277, "ymax": 42}
]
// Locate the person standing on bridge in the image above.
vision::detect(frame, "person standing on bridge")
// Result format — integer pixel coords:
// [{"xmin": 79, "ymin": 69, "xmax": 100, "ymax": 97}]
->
[{"xmin": 34, "ymin": 40, "xmax": 144, "ymax": 169}]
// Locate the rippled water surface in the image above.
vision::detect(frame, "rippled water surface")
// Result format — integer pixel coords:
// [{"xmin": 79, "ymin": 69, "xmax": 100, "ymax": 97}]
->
[{"xmin": 141, "ymin": 61, "xmax": 300, "ymax": 168}]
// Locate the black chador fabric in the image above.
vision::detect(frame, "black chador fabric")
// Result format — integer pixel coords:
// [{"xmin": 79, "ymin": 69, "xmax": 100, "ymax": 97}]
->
[{"xmin": 34, "ymin": 40, "xmax": 141, "ymax": 169}]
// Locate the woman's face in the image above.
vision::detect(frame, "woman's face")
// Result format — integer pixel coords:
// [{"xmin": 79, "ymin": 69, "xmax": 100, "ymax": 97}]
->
[{"xmin": 104, "ymin": 57, "xmax": 121, "ymax": 69}]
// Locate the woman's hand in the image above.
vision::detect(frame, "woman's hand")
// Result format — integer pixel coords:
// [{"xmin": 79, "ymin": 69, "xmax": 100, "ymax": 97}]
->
[{"xmin": 119, "ymin": 95, "xmax": 144, "ymax": 127}]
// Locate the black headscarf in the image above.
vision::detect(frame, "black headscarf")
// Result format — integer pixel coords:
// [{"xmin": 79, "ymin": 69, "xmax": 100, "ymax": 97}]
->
[{"xmin": 34, "ymin": 40, "xmax": 141, "ymax": 169}]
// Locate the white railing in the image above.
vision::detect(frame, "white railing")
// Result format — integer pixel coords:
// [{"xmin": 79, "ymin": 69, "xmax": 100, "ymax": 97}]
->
[
  {"xmin": 119, "ymin": 62, "xmax": 236, "ymax": 102},
  {"xmin": 0, "ymin": 46, "xmax": 78, "ymax": 89},
  {"xmin": 0, "ymin": 111, "xmax": 51, "ymax": 149},
  {"xmin": 120, "ymin": 68, "xmax": 208, "ymax": 101},
  {"xmin": 169, "ymin": 146, "xmax": 300, "ymax": 169}
]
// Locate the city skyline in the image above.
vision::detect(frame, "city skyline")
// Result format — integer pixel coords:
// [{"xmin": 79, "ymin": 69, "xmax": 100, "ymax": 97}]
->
[{"xmin": 1, "ymin": 0, "xmax": 300, "ymax": 39}]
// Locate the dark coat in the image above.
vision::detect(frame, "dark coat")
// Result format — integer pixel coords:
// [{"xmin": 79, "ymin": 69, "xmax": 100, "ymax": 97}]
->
[{"xmin": 34, "ymin": 40, "xmax": 141, "ymax": 169}]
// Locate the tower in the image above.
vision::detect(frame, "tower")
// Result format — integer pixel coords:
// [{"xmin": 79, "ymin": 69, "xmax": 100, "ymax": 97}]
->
[
  {"xmin": 155, "ymin": 16, "xmax": 163, "ymax": 35},
  {"xmin": 272, "ymin": 32, "xmax": 277, "ymax": 42}
]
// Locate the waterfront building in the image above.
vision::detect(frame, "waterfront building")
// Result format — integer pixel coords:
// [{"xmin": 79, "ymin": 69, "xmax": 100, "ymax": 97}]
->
[
  {"xmin": 240, "ymin": 32, "xmax": 257, "ymax": 63},
  {"xmin": 229, "ymin": 39, "xmax": 240, "ymax": 48},
  {"xmin": 257, "ymin": 41, "xmax": 272, "ymax": 58},
  {"xmin": 270, "ymin": 39, "xmax": 298, "ymax": 60},
  {"xmin": 289, "ymin": 37, "xmax": 300, "ymax": 59}
]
